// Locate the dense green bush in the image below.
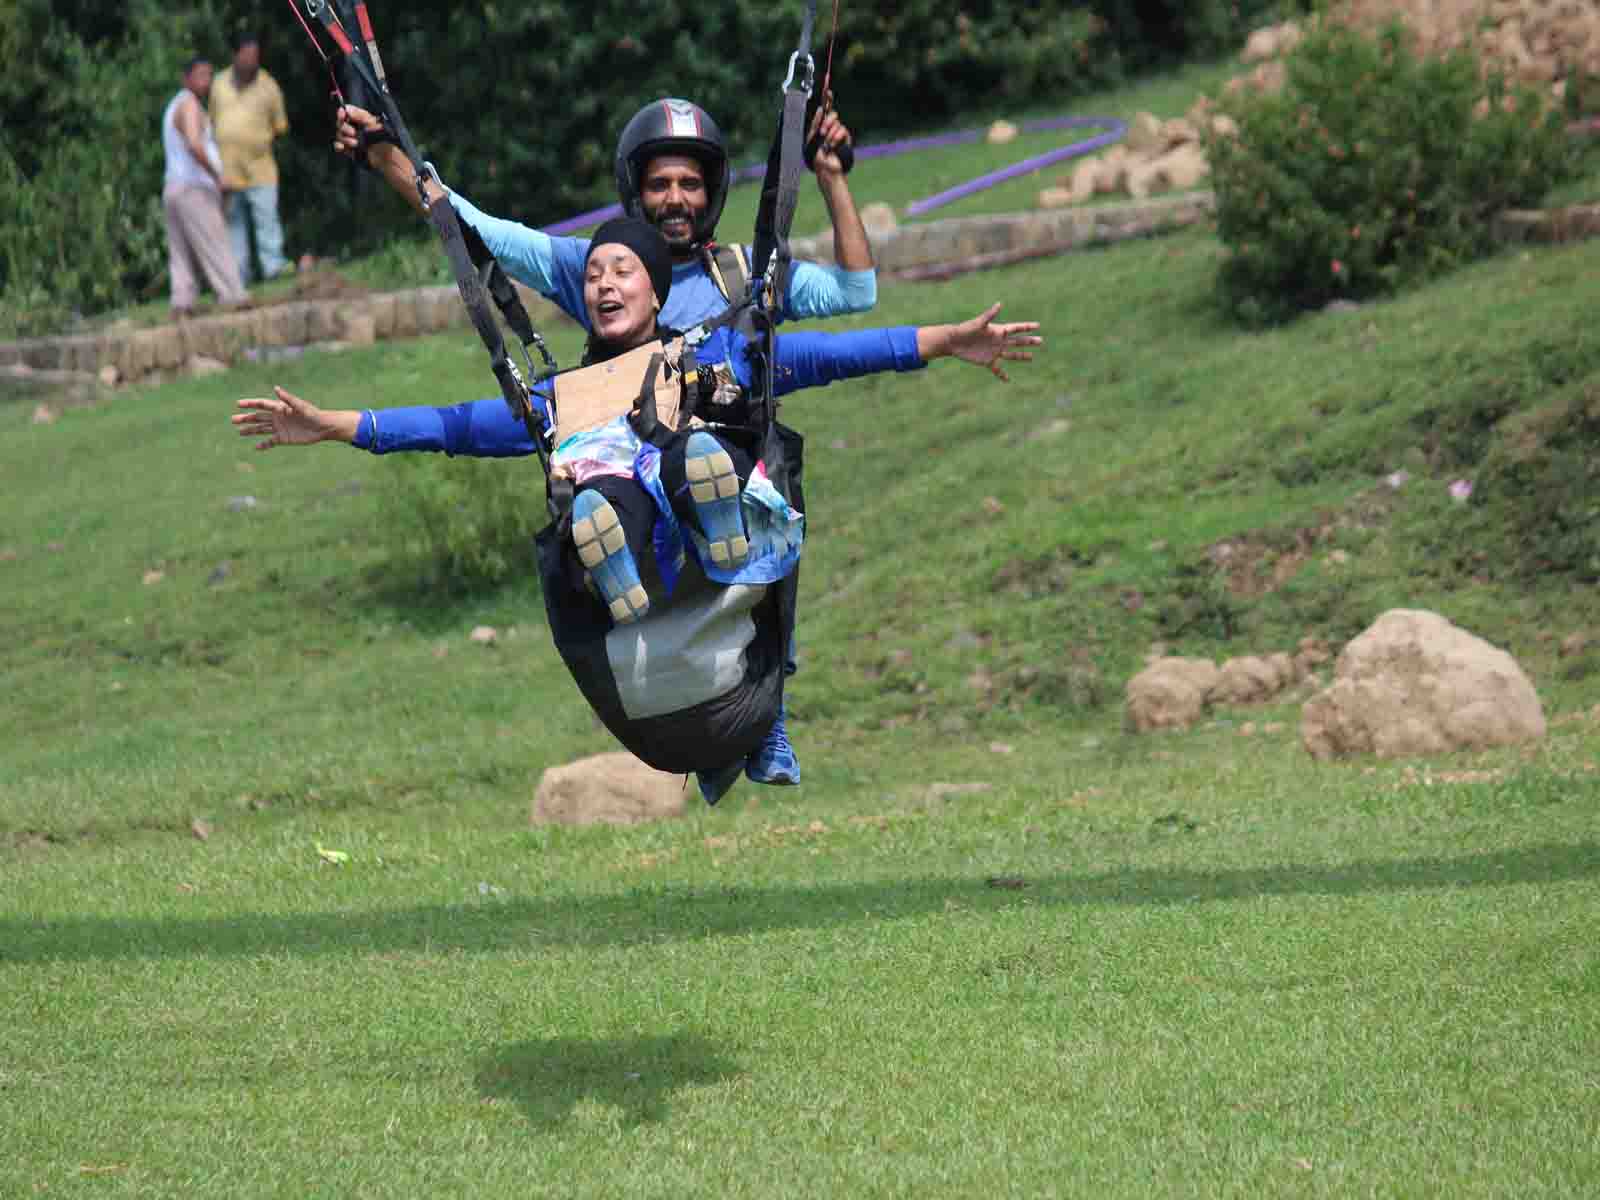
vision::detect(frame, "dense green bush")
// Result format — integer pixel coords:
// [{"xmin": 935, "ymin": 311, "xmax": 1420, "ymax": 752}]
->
[
  {"xmin": 1209, "ymin": 21, "xmax": 1575, "ymax": 326},
  {"xmin": 381, "ymin": 454, "xmax": 549, "ymax": 590},
  {"xmin": 0, "ymin": 0, "xmax": 211, "ymax": 335}
]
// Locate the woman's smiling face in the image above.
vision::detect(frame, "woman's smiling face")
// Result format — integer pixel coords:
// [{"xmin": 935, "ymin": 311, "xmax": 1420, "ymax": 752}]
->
[{"xmin": 584, "ymin": 244, "xmax": 658, "ymax": 349}]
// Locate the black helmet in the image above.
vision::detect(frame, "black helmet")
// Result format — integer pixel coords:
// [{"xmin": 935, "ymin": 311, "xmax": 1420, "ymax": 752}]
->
[{"xmin": 613, "ymin": 98, "xmax": 731, "ymax": 246}]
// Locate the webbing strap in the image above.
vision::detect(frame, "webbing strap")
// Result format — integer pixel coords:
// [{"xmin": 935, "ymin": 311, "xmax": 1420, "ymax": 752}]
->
[
  {"xmin": 745, "ymin": 0, "xmax": 818, "ymax": 432},
  {"xmin": 747, "ymin": 41, "xmax": 815, "ymax": 303},
  {"xmin": 289, "ymin": 1, "xmax": 558, "ymax": 503}
]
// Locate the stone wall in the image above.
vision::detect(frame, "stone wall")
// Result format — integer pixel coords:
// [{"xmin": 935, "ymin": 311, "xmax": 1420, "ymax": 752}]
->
[{"xmin": 5, "ymin": 193, "xmax": 1598, "ymax": 391}]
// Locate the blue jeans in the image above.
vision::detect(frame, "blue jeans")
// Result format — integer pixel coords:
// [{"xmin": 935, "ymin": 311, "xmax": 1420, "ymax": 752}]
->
[{"xmin": 226, "ymin": 184, "xmax": 287, "ymax": 283}]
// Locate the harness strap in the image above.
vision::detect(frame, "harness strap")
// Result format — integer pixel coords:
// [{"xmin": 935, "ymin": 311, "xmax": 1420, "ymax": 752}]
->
[
  {"xmin": 288, "ymin": 0, "xmax": 560, "ymax": 508},
  {"xmin": 628, "ymin": 352, "xmax": 669, "ymax": 445},
  {"xmin": 743, "ymin": 0, "xmax": 819, "ymax": 439},
  {"xmin": 703, "ymin": 243, "xmax": 750, "ymax": 306}
]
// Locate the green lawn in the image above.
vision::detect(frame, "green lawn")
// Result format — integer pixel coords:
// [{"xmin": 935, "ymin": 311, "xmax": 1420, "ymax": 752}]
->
[{"xmin": 6, "ymin": 70, "xmax": 1600, "ymax": 1199}]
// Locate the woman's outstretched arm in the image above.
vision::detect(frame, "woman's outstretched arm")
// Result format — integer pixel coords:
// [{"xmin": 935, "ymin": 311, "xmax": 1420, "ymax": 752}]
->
[{"xmin": 232, "ymin": 387, "xmax": 545, "ymax": 458}]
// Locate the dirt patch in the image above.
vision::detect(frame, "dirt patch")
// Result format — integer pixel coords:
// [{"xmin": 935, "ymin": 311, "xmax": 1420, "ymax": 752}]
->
[
  {"xmin": 1206, "ymin": 484, "xmax": 1402, "ymax": 597},
  {"xmin": 283, "ymin": 264, "xmax": 371, "ymax": 304}
]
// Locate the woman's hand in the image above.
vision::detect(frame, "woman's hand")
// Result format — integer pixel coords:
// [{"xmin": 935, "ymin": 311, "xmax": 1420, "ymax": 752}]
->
[
  {"xmin": 232, "ymin": 386, "xmax": 358, "ymax": 450},
  {"xmin": 919, "ymin": 304, "xmax": 1042, "ymax": 382}
]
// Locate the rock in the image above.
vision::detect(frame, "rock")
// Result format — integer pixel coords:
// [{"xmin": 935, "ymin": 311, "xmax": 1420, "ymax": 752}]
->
[
  {"xmin": 1067, "ymin": 158, "xmax": 1100, "ymax": 201},
  {"xmin": 531, "ymin": 752, "xmax": 688, "ymax": 825},
  {"xmin": 142, "ymin": 569, "xmax": 165, "ymax": 586},
  {"xmin": 1161, "ymin": 117, "xmax": 1201, "ymax": 148},
  {"xmin": 1126, "ymin": 656, "xmax": 1220, "ymax": 733},
  {"xmin": 469, "ymin": 625, "xmax": 498, "ymax": 646},
  {"xmin": 1125, "ymin": 161, "xmax": 1166, "ymax": 200},
  {"xmin": 98, "ymin": 364, "xmax": 121, "ymax": 388},
  {"xmin": 1210, "ymin": 653, "xmax": 1297, "ymax": 705},
  {"xmin": 1241, "ymin": 26, "xmax": 1280, "ymax": 63},
  {"xmin": 341, "ymin": 312, "xmax": 377, "ymax": 346},
  {"xmin": 1124, "ymin": 111, "xmax": 1166, "ymax": 156},
  {"xmin": 860, "ymin": 202, "xmax": 898, "ymax": 237},
  {"xmin": 31, "ymin": 404, "xmax": 56, "ymax": 425},
  {"xmin": 1300, "ymin": 609, "xmax": 1545, "ymax": 760},
  {"xmin": 986, "ymin": 119, "xmax": 1019, "ymax": 145},
  {"xmin": 1153, "ymin": 144, "xmax": 1210, "ymax": 191},
  {"xmin": 225, "ymin": 495, "xmax": 258, "ymax": 512}
]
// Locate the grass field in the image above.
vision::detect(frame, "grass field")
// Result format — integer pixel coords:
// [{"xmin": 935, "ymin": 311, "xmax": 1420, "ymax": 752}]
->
[{"xmin": 6, "ymin": 69, "xmax": 1600, "ymax": 1198}]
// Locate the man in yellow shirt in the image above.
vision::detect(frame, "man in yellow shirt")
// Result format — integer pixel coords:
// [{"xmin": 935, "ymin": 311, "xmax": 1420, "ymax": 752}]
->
[{"xmin": 210, "ymin": 32, "xmax": 291, "ymax": 283}]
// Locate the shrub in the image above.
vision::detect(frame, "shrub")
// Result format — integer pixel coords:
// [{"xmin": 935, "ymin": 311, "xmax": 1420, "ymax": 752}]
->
[
  {"xmin": 1208, "ymin": 21, "xmax": 1575, "ymax": 326},
  {"xmin": 379, "ymin": 455, "xmax": 549, "ymax": 590},
  {"xmin": 0, "ymin": 0, "xmax": 214, "ymax": 336}
]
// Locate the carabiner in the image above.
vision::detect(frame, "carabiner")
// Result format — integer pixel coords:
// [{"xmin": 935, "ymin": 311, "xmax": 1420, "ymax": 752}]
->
[{"xmin": 781, "ymin": 51, "xmax": 815, "ymax": 97}]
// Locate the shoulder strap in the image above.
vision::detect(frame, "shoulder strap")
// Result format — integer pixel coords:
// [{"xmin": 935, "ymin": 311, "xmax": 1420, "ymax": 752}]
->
[{"xmin": 705, "ymin": 243, "xmax": 749, "ymax": 303}]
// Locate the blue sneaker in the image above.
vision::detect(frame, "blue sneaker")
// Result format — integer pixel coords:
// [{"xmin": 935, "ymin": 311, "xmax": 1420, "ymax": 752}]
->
[
  {"xmin": 746, "ymin": 705, "xmax": 801, "ymax": 785},
  {"xmin": 571, "ymin": 490, "xmax": 649, "ymax": 624},
  {"xmin": 696, "ymin": 760, "xmax": 744, "ymax": 806},
  {"xmin": 684, "ymin": 430, "xmax": 748, "ymax": 570}
]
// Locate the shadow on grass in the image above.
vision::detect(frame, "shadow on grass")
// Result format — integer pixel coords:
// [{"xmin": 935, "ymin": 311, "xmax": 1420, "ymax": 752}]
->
[
  {"xmin": 476, "ymin": 1034, "xmax": 738, "ymax": 1128},
  {"xmin": 5, "ymin": 840, "xmax": 1597, "ymax": 963}
]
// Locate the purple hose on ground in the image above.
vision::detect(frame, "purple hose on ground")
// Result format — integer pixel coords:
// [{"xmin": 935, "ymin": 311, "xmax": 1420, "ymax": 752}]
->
[
  {"xmin": 540, "ymin": 114, "xmax": 1126, "ymax": 236},
  {"xmin": 903, "ymin": 116, "xmax": 1128, "ymax": 216}
]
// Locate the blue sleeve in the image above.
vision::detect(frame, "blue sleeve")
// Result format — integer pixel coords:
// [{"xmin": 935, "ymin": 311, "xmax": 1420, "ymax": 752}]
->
[
  {"xmin": 354, "ymin": 392, "xmax": 551, "ymax": 458},
  {"xmin": 716, "ymin": 326, "xmax": 922, "ymax": 396},
  {"xmin": 447, "ymin": 191, "xmax": 593, "ymax": 328},
  {"xmin": 782, "ymin": 259, "xmax": 878, "ymax": 319}
]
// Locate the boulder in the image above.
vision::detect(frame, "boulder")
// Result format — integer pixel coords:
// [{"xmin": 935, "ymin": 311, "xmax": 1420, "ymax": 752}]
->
[
  {"xmin": 532, "ymin": 752, "xmax": 689, "ymax": 825},
  {"xmin": 1300, "ymin": 609, "xmax": 1545, "ymax": 760},
  {"xmin": 1153, "ymin": 144, "xmax": 1210, "ymax": 191},
  {"xmin": 1209, "ymin": 653, "xmax": 1299, "ymax": 705},
  {"xmin": 1160, "ymin": 117, "xmax": 1201, "ymax": 148},
  {"xmin": 986, "ymin": 119, "xmax": 1019, "ymax": 145},
  {"xmin": 1124, "ymin": 111, "xmax": 1166, "ymax": 156},
  {"xmin": 1241, "ymin": 26, "xmax": 1281, "ymax": 63},
  {"xmin": 1067, "ymin": 158, "xmax": 1100, "ymax": 201},
  {"xmin": 1126, "ymin": 657, "xmax": 1220, "ymax": 732},
  {"xmin": 860, "ymin": 202, "xmax": 898, "ymax": 237}
]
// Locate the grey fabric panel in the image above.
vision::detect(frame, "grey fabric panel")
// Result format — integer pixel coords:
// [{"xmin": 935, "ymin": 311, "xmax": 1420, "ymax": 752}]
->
[{"xmin": 606, "ymin": 570, "xmax": 768, "ymax": 720}]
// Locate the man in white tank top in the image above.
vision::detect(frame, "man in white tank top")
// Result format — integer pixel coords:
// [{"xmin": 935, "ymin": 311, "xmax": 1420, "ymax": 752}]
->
[{"xmin": 162, "ymin": 57, "xmax": 246, "ymax": 316}]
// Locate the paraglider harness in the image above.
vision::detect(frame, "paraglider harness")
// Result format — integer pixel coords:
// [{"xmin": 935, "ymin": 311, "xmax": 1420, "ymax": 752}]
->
[{"xmin": 528, "ymin": 2, "xmax": 834, "ymax": 773}]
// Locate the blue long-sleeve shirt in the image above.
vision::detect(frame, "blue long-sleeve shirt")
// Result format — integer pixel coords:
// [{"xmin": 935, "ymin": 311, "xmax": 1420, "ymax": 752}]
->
[
  {"xmin": 447, "ymin": 190, "xmax": 877, "ymax": 332},
  {"xmin": 354, "ymin": 324, "xmax": 923, "ymax": 457}
]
